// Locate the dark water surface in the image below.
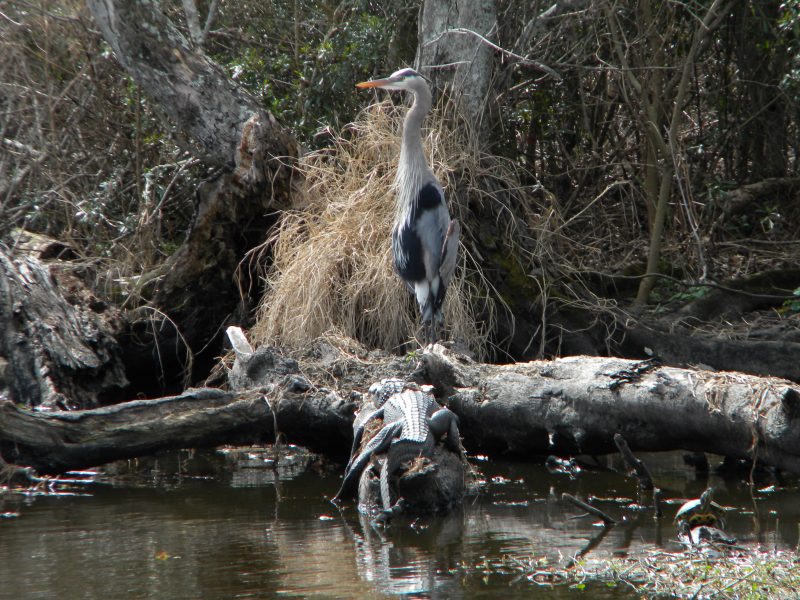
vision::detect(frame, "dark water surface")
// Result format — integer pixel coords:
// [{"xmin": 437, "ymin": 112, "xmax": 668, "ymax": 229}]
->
[{"xmin": 1, "ymin": 449, "xmax": 798, "ymax": 599}]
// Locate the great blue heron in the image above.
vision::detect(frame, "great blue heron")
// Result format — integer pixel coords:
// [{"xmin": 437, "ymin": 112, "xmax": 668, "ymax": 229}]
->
[{"xmin": 356, "ymin": 68, "xmax": 460, "ymax": 344}]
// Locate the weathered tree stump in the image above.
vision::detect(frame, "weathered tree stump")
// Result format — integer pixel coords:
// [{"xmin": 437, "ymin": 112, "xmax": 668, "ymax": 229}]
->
[{"xmin": 0, "ymin": 245, "xmax": 127, "ymax": 409}]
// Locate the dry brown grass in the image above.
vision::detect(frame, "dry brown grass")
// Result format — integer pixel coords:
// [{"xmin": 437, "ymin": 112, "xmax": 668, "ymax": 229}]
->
[{"xmin": 251, "ymin": 99, "xmax": 549, "ymax": 358}]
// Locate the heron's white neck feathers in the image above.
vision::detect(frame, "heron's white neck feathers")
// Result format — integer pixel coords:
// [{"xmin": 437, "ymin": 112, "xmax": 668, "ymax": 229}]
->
[{"xmin": 394, "ymin": 81, "xmax": 435, "ymax": 225}]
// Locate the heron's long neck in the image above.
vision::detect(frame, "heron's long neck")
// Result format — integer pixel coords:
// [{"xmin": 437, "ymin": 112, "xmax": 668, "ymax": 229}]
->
[{"xmin": 395, "ymin": 84, "xmax": 433, "ymax": 223}]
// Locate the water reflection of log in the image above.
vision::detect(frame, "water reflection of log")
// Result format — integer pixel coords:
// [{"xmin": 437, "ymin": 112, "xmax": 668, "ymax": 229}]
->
[{"xmin": 564, "ymin": 525, "xmax": 612, "ymax": 569}]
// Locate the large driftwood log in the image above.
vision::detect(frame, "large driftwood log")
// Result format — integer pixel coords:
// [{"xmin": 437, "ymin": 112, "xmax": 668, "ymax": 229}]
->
[
  {"xmin": 2, "ymin": 345, "xmax": 800, "ymax": 474},
  {"xmin": 0, "ymin": 385, "xmax": 354, "ymax": 475},
  {"xmin": 427, "ymin": 352, "xmax": 800, "ymax": 472}
]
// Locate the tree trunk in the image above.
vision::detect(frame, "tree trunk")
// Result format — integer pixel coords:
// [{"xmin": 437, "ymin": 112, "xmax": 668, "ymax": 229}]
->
[
  {"xmin": 3, "ymin": 346, "xmax": 800, "ymax": 475},
  {"xmin": 732, "ymin": 1, "xmax": 788, "ymax": 181},
  {"xmin": 86, "ymin": 0, "xmax": 298, "ymax": 170},
  {"xmin": 85, "ymin": 0, "xmax": 302, "ymax": 391},
  {"xmin": 417, "ymin": 0, "xmax": 497, "ymax": 132}
]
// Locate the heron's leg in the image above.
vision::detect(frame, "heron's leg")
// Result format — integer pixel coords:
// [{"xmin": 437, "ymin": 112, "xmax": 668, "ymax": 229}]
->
[{"xmin": 426, "ymin": 317, "xmax": 437, "ymax": 345}]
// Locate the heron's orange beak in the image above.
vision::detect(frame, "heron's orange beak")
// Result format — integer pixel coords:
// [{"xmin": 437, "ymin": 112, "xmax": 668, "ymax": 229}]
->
[{"xmin": 355, "ymin": 77, "xmax": 396, "ymax": 89}]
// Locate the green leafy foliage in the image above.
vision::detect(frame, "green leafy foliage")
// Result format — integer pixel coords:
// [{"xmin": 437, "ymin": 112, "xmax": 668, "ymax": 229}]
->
[
  {"xmin": 781, "ymin": 286, "xmax": 800, "ymax": 313},
  {"xmin": 208, "ymin": 0, "xmax": 413, "ymax": 146}
]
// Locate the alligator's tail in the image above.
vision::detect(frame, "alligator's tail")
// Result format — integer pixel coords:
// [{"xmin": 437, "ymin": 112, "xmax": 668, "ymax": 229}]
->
[{"xmin": 379, "ymin": 438, "xmax": 433, "ymax": 511}]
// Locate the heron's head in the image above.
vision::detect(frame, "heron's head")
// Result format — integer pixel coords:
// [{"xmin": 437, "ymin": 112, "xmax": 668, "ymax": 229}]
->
[{"xmin": 356, "ymin": 68, "xmax": 427, "ymax": 93}]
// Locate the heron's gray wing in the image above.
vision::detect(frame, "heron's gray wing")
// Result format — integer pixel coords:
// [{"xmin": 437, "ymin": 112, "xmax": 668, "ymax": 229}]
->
[{"xmin": 438, "ymin": 219, "xmax": 460, "ymax": 287}]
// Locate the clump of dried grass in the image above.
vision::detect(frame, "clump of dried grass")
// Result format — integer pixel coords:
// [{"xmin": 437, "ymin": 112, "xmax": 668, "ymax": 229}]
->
[{"xmin": 252, "ymin": 99, "xmax": 546, "ymax": 357}]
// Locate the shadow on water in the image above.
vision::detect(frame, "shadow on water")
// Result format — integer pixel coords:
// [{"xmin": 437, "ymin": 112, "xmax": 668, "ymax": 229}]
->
[{"xmin": 1, "ymin": 448, "xmax": 798, "ymax": 599}]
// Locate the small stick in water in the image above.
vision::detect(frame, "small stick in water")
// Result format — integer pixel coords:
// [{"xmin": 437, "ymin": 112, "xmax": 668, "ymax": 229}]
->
[
  {"xmin": 653, "ymin": 487, "xmax": 663, "ymax": 519},
  {"xmin": 614, "ymin": 433, "xmax": 654, "ymax": 490},
  {"xmin": 562, "ymin": 493, "xmax": 616, "ymax": 526}
]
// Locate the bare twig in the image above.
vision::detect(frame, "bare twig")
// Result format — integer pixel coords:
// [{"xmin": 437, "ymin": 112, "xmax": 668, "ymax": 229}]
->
[
  {"xmin": 614, "ymin": 433, "xmax": 654, "ymax": 490},
  {"xmin": 653, "ymin": 487, "xmax": 663, "ymax": 519},
  {"xmin": 562, "ymin": 493, "xmax": 616, "ymax": 526},
  {"xmin": 423, "ymin": 27, "xmax": 561, "ymax": 80}
]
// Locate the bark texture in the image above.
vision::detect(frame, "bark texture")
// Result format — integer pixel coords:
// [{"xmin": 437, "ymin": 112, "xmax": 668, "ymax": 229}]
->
[
  {"xmin": 417, "ymin": 0, "xmax": 497, "ymax": 130},
  {"xmin": 3, "ymin": 345, "xmax": 800, "ymax": 475},
  {"xmin": 85, "ymin": 0, "xmax": 302, "ymax": 390},
  {"xmin": 425, "ymin": 352, "xmax": 800, "ymax": 473},
  {"xmin": 86, "ymin": 0, "xmax": 298, "ymax": 169},
  {"xmin": 0, "ymin": 245, "xmax": 127, "ymax": 409}
]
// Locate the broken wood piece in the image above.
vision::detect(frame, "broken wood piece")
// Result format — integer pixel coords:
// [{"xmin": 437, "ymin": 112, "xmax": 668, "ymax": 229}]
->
[
  {"xmin": 653, "ymin": 487, "xmax": 663, "ymax": 519},
  {"xmin": 0, "ymin": 246, "xmax": 128, "ymax": 409},
  {"xmin": 226, "ymin": 326, "xmax": 254, "ymax": 359},
  {"xmin": 562, "ymin": 493, "xmax": 616, "ymax": 526}
]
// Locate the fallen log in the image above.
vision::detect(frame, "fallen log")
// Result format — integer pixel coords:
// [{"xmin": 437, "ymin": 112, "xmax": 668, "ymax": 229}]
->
[
  {"xmin": 621, "ymin": 319, "xmax": 800, "ymax": 383},
  {"xmin": 0, "ymin": 385, "xmax": 355, "ymax": 474},
  {"xmin": 424, "ymin": 352, "xmax": 800, "ymax": 472},
  {"xmin": 721, "ymin": 176, "xmax": 800, "ymax": 218},
  {"xmin": 2, "ymin": 345, "xmax": 800, "ymax": 475}
]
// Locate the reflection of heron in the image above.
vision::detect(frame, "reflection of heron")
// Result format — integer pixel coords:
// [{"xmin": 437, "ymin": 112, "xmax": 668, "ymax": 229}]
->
[{"xmin": 356, "ymin": 68, "xmax": 460, "ymax": 344}]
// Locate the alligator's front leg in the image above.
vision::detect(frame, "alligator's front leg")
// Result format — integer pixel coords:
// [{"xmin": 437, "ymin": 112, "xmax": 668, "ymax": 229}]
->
[
  {"xmin": 334, "ymin": 421, "xmax": 402, "ymax": 502},
  {"xmin": 428, "ymin": 407, "xmax": 460, "ymax": 451}
]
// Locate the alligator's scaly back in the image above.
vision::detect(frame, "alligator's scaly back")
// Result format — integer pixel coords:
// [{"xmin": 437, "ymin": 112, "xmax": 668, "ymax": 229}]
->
[
  {"xmin": 335, "ymin": 379, "xmax": 461, "ymax": 517},
  {"xmin": 379, "ymin": 389, "xmax": 437, "ymax": 510}
]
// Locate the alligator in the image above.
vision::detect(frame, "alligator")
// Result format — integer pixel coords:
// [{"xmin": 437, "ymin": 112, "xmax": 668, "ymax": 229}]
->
[{"xmin": 333, "ymin": 378, "xmax": 460, "ymax": 516}]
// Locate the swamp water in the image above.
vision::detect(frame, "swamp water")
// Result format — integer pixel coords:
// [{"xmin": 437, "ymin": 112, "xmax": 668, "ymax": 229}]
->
[{"xmin": 1, "ymin": 448, "xmax": 798, "ymax": 599}]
